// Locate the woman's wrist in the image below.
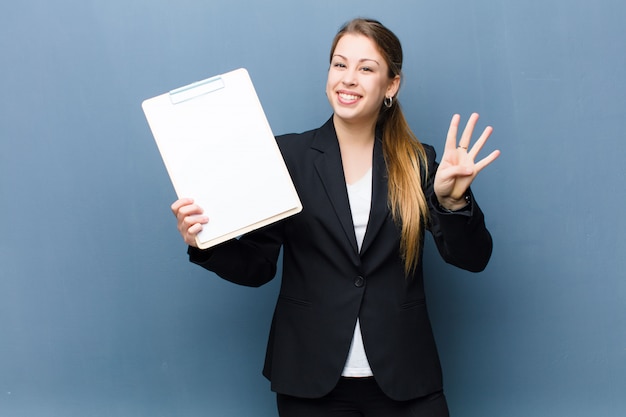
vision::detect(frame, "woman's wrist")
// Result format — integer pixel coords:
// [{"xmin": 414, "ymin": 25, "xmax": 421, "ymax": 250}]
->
[{"xmin": 437, "ymin": 194, "xmax": 471, "ymax": 212}]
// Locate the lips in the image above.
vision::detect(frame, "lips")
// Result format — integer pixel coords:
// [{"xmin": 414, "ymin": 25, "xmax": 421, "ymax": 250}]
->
[{"xmin": 337, "ymin": 91, "xmax": 361, "ymax": 104}]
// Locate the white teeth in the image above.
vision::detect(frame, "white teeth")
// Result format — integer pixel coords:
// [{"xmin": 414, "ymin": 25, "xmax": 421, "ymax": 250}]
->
[{"xmin": 339, "ymin": 93, "xmax": 359, "ymax": 101}]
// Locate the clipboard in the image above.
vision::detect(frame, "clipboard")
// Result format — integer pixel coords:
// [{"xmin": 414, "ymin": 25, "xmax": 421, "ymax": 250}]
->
[{"xmin": 142, "ymin": 68, "xmax": 302, "ymax": 249}]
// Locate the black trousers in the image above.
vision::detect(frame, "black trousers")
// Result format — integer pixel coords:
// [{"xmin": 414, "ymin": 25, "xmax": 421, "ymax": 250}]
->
[{"xmin": 276, "ymin": 377, "xmax": 450, "ymax": 417}]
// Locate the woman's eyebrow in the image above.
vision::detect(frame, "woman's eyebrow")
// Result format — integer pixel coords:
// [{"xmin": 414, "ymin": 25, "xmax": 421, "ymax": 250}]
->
[{"xmin": 332, "ymin": 54, "xmax": 380, "ymax": 65}]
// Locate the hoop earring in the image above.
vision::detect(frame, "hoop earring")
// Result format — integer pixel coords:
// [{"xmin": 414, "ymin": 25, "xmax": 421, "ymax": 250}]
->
[{"xmin": 384, "ymin": 96, "xmax": 393, "ymax": 108}]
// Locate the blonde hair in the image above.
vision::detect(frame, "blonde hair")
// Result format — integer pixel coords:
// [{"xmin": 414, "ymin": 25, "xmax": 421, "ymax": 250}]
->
[{"xmin": 330, "ymin": 18, "xmax": 429, "ymax": 275}]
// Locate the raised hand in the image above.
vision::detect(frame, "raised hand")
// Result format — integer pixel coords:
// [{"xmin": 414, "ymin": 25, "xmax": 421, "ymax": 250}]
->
[{"xmin": 434, "ymin": 113, "xmax": 500, "ymax": 210}]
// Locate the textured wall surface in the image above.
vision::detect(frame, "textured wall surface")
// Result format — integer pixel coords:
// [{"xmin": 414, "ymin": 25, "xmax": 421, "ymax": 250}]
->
[{"xmin": 1, "ymin": 1, "xmax": 624, "ymax": 416}]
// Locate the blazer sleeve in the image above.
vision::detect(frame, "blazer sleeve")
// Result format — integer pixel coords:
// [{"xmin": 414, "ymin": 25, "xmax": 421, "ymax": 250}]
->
[
  {"xmin": 187, "ymin": 219, "xmax": 285, "ymax": 287},
  {"xmin": 423, "ymin": 145, "xmax": 493, "ymax": 272}
]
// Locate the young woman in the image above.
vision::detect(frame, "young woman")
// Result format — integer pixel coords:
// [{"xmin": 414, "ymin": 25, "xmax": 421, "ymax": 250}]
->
[{"xmin": 171, "ymin": 18, "xmax": 500, "ymax": 417}]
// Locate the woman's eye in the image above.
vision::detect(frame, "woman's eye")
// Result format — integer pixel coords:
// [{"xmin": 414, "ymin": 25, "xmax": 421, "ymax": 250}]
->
[
  {"xmin": 333, "ymin": 62, "xmax": 346, "ymax": 68},
  {"xmin": 360, "ymin": 67, "xmax": 372, "ymax": 72}
]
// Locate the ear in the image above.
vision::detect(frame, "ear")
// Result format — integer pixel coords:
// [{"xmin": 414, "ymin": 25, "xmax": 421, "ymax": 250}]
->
[{"xmin": 386, "ymin": 74, "xmax": 401, "ymax": 98}]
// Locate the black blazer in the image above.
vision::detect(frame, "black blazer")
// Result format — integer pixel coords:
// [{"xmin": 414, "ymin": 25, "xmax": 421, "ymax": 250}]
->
[{"xmin": 188, "ymin": 117, "xmax": 493, "ymax": 401}]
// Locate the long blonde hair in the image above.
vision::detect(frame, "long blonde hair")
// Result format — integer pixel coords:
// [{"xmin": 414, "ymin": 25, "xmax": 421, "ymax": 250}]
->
[{"xmin": 330, "ymin": 18, "xmax": 429, "ymax": 275}]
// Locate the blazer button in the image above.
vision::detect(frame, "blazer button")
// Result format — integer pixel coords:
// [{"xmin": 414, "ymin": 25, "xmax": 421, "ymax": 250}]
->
[{"xmin": 354, "ymin": 276, "xmax": 365, "ymax": 288}]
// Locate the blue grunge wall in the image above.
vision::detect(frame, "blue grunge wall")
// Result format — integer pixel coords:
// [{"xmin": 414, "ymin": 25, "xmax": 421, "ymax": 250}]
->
[{"xmin": 1, "ymin": 1, "xmax": 624, "ymax": 416}]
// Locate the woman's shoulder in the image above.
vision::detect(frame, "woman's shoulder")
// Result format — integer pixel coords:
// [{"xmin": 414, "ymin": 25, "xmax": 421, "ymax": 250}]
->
[
  {"xmin": 420, "ymin": 142, "xmax": 437, "ymax": 164},
  {"xmin": 276, "ymin": 128, "xmax": 317, "ymax": 147},
  {"xmin": 275, "ymin": 117, "xmax": 335, "ymax": 152},
  {"xmin": 421, "ymin": 142, "xmax": 435, "ymax": 155}
]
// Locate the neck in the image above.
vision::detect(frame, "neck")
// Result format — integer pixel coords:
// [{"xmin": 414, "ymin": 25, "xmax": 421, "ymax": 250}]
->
[
  {"xmin": 333, "ymin": 114, "xmax": 377, "ymax": 148},
  {"xmin": 333, "ymin": 114, "xmax": 376, "ymax": 184}
]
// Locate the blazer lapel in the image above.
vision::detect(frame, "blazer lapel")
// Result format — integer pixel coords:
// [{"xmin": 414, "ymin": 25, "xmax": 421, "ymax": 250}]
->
[
  {"xmin": 360, "ymin": 134, "xmax": 389, "ymax": 256},
  {"xmin": 311, "ymin": 119, "xmax": 360, "ymax": 255}
]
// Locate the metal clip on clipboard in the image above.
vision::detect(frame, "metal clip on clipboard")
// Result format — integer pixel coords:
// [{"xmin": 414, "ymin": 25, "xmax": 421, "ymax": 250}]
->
[{"xmin": 169, "ymin": 75, "xmax": 226, "ymax": 105}]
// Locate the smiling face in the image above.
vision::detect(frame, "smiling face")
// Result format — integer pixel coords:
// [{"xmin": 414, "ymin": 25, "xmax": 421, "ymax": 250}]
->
[{"xmin": 326, "ymin": 33, "xmax": 400, "ymax": 128}]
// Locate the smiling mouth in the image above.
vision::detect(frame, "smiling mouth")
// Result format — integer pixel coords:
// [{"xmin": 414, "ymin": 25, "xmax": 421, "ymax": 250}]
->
[{"xmin": 338, "ymin": 92, "xmax": 361, "ymax": 103}]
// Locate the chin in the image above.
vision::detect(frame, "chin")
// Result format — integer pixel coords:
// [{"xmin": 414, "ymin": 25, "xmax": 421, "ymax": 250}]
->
[{"xmin": 334, "ymin": 107, "xmax": 376, "ymax": 125}]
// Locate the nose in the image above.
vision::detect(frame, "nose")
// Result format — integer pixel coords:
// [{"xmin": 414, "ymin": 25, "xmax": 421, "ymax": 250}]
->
[{"xmin": 342, "ymin": 68, "xmax": 358, "ymax": 86}]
